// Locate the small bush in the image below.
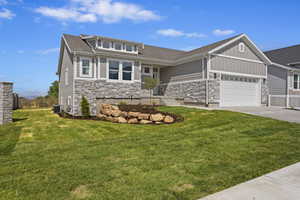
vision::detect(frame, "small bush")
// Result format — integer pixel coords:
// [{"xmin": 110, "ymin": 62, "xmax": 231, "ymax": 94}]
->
[
  {"xmin": 81, "ymin": 96, "xmax": 90, "ymax": 117},
  {"xmin": 118, "ymin": 101, "xmax": 127, "ymax": 106}
]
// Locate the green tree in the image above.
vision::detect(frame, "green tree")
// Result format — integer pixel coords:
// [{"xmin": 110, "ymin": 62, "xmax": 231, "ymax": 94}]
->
[
  {"xmin": 144, "ymin": 77, "xmax": 158, "ymax": 104},
  {"xmin": 80, "ymin": 96, "xmax": 90, "ymax": 117},
  {"xmin": 48, "ymin": 81, "xmax": 59, "ymax": 98}
]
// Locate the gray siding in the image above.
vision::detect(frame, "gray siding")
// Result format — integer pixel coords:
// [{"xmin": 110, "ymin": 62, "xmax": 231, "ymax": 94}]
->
[
  {"xmin": 216, "ymin": 39, "xmax": 262, "ymax": 61},
  {"xmin": 59, "ymin": 45, "xmax": 74, "ymax": 112},
  {"xmin": 210, "ymin": 55, "xmax": 266, "ymax": 76},
  {"xmin": 268, "ymin": 65, "xmax": 287, "ymax": 95},
  {"xmin": 134, "ymin": 61, "xmax": 141, "ymax": 80},
  {"xmin": 99, "ymin": 57, "xmax": 107, "ymax": 78},
  {"xmin": 160, "ymin": 59, "xmax": 204, "ymax": 83}
]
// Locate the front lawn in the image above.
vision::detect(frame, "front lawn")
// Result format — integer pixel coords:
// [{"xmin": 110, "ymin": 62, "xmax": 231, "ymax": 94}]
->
[{"xmin": 0, "ymin": 107, "xmax": 300, "ymax": 200}]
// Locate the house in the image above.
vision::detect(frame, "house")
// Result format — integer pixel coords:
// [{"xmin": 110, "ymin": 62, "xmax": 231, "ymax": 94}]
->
[
  {"xmin": 265, "ymin": 45, "xmax": 300, "ymax": 107},
  {"xmin": 57, "ymin": 33, "xmax": 271, "ymax": 116}
]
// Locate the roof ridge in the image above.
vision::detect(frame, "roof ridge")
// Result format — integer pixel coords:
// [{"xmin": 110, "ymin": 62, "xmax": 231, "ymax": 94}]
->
[
  {"xmin": 264, "ymin": 44, "xmax": 300, "ymax": 53},
  {"xmin": 143, "ymin": 44, "xmax": 186, "ymax": 53}
]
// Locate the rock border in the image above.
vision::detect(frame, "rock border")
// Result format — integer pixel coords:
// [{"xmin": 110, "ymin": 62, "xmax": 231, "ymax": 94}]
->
[{"xmin": 58, "ymin": 104, "xmax": 183, "ymax": 125}]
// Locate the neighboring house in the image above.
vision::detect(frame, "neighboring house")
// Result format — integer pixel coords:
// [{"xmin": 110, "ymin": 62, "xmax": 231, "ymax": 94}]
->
[
  {"xmin": 57, "ymin": 33, "xmax": 271, "ymax": 116},
  {"xmin": 265, "ymin": 45, "xmax": 300, "ymax": 107}
]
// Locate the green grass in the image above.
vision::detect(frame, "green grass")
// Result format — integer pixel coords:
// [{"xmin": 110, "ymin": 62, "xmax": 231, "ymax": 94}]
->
[{"xmin": 0, "ymin": 107, "xmax": 300, "ymax": 200}]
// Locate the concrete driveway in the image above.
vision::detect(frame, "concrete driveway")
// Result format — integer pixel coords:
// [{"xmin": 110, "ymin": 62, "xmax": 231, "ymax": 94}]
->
[
  {"xmin": 220, "ymin": 106, "xmax": 300, "ymax": 123},
  {"xmin": 199, "ymin": 162, "xmax": 300, "ymax": 200}
]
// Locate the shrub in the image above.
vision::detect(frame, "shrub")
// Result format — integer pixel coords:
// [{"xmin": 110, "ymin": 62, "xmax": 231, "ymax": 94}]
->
[
  {"xmin": 118, "ymin": 101, "xmax": 127, "ymax": 106},
  {"xmin": 81, "ymin": 96, "xmax": 90, "ymax": 117}
]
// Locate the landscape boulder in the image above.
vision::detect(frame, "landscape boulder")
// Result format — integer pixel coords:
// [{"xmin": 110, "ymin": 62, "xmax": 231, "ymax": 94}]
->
[
  {"xmin": 111, "ymin": 110, "xmax": 122, "ymax": 117},
  {"xmin": 164, "ymin": 115, "xmax": 175, "ymax": 123},
  {"xmin": 138, "ymin": 113, "xmax": 150, "ymax": 120},
  {"xmin": 117, "ymin": 117, "xmax": 127, "ymax": 123},
  {"xmin": 128, "ymin": 118, "xmax": 138, "ymax": 124},
  {"xmin": 140, "ymin": 120, "xmax": 152, "ymax": 124},
  {"xmin": 150, "ymin": 113, "xmax": 164, "ymax": 122},
  {"xmin": 128, "ymin": 112, "xmax": 140, "ymax": 118}
]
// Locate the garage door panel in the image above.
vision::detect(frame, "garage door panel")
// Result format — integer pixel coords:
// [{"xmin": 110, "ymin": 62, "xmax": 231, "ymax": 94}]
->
[{"xmin": 221, "ymin": 78, "xmax": 260, "ymax": 107}]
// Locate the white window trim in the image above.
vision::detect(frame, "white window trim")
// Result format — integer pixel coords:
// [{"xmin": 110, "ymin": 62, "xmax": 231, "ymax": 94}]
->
[
  {"xmin": 96, "ymin": 39, "xmax": 138, "ymax": 54},
  {"xmin": 65, "ymin": 68, "xmax": 69, "ymax": 85},
  {"xmin": 79, "ymin": 57, "xmax": 93, "ymax": 78},
  {"xmin": 238, "ymin": 42, "xmax": 245, "ymax": 53},
  {"xmin": 293, "ymin": 73, "xmax": 300, "ymax": 90},
  {"xmin": 106, "ymin": 58, "xmax": 134, "ymax": 82},
  {"xmin": 67, "ymin": 96, "xmax": 72, "ymax": 106}
]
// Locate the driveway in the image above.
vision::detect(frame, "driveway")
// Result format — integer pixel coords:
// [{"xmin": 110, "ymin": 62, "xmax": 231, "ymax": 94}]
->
[
  {"xmin": 199, "ymin": 162, "xmax": 300, "ymax": 200},
  {"xmin": 219, "ymin": 106, "xmax": 300, "ymax": 123}
]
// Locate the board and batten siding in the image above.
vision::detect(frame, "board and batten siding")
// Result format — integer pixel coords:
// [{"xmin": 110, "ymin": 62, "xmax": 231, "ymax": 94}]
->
[
  {"xmin": 216, "ymin": 39, "xmax": 262, "ymax": 61},
  {"xmin": 210, "ymin": 56, "xmax": 266, "ymax": 76},
  {"xmin": 160, "ymin": 60, "xmax": 205, "ymax": 83},
  {"xmin": 59, "ymin": 45, "xmax": 74, "ymax": 111},
  {"xmin": 267, "ymin": 65, "xmax": 287, "ymax": 95}
]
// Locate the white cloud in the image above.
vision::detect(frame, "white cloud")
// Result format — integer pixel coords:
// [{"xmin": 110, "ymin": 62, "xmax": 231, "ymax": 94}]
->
[
  {"xmin": 213, "ymin": 29, "xmax": 235, "ymax": 36},
  {"xmin": 0, "ymin": 0, "xmax": 7, "ymax": 5},
  {"xmin": 157, "ymin": 29, "xmax": 206, "ymax": 38},
  {"xmin": 37, "ymin": 48, "xmax": 59, "ymax": 55},
  {"xmin": 0, "ymin": 8, "xmax": 16, "ymax": 19},
  {"xmin": 35, "ymin": 0, "xmax": 160, "ymax": 24}
]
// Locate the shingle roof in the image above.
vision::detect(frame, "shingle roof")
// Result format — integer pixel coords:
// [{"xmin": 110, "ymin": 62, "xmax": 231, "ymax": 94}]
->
[
  {"xmin": 264, "ymin": 45, "xmax": 300, "ymax": 66},
  {"xmin": 63, "ymin": 34, "xmax": 93, "ymax": 53},
  {"xmin": 62, "ymin": 33, "xmax": 243, "ymax": 61},
  {"xmin": 182, "ymin": 34, "xmax": 243, "ymax": 57},
  {"xmin": 141, "ymin": 45, "xmax": 185, "ymax": 60}
]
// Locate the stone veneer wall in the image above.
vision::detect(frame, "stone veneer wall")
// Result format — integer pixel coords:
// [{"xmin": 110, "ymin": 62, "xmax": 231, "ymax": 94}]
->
[
  {"xmin": 73, "ymin": 80, "xmax": 142, "ymax": 116},
  {"xmin": 159, "ymin": 80, "xmax": 206, "ymax": 104},
  {"xmin": 0, "ymin": 82, "xmax": 13, "ymax": 125}
]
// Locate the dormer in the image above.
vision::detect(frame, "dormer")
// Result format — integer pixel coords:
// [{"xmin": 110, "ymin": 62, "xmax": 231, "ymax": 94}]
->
[{"xmin": 81, "ymin": 34, "xmax": 142, "ymax": 55}]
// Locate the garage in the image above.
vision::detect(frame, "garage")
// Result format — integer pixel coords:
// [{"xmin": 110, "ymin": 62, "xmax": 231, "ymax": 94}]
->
[{"xmin": 220, "ymin": 74, "xmax": 261, "ymax": 107}]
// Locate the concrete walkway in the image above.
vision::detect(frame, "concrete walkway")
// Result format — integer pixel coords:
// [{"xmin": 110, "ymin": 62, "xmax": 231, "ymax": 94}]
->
[
  {"xmin": 219, "ymin": 106, "xmax": 300, "ymax": 123},
  {"xmin": 199, "ymin": 162, "xmax": 300, "ymax": 200}
]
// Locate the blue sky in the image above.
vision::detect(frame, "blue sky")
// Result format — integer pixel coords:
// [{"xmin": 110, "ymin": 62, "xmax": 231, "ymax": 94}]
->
[{"xmin": 0, "ymin": 0, "xmax": 299, "ymax": 97}]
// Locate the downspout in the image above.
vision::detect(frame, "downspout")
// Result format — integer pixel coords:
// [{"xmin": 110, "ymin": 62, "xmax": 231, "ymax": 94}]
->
[
  {"xmin": 286, "ymin": 70, "xmax": 290, "ymax": 108},
  {"xmin": 205, "ymin": 55, "xmax": 210, "ymax": 106}
]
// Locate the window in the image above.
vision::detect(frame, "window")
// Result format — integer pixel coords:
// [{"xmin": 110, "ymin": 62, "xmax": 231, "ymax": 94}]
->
[
  {"xmin": 294, "ymin": 74, "xmax": 299, "ymax": 89},
  {"xmin": 102, "ymin": 41, "xmax": 110, "ymax": 49},
  {"xmin": 238, "ymin": 42, "xmax": 245, "ymax": 53},
  {"xmin": 108, "ymin": 59, "xmax": 134, "ymax": 81},
  {"xmin": 122, "ymin": 62, "xmax": 132, "ymax": 81},
  {"xmin": 143, "ymin": 67, "xmax": 150, "ymax": 74},
  {"xmin": 114, "ymin": 43, "xmax": 122, "ymax": 50},
  {"xmin": 109, "ymin": 60, "xmax": 120, "ymax": 80},
  {"xmin": 153, "ymin": 67, "xmax": 159, "ymax": 80},
  {"xmin": 65, "ymin": 68, "xmax": 69, "ymax": 85},
  {"xmin": 81, "ymin": 58, "xmax": 92, "ymax": 77},
  {"xmin": 126, "ymin": 44, "xmax": 133, "ymax": 52},
  {"xmin": 97, "ymin": 40, "xmax": 102, "ymax": 47}
]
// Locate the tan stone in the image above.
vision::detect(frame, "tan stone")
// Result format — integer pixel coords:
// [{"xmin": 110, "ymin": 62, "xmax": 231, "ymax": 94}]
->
[
  {"xmin": 111, "ymin": 110, "xmax": 122, "ymax": 117},
  {"xmin": 102, "ymin": 109, "xmax": 113, "ymax": 116},
  {"xmin": 128, "ymin": 118, "xmax": 138, "ymax": 124},
  {"xmin": 150, "ymin": 113, "xmax": 164, "ymax": 122},
  {"xmin": 164, "ymin": 115, "xmax": 175, "ymax": 123},
  {"xmin": 120, "ymin": 111, "xmax": 128, "ymax": 118},
  {"xmin": 106, "ymin": 116, "xmax": 118, "ymax": 123},
  {"xmin": 101, "ymin": 104, "xmax": 112, "ymax": 110},
  {"xmin": 140, "ymin": 120, "xmax": 152, "ymax": 124},
  {"xmin": 138, "ymin": 113, "xmax": 150, "ymax": 120},
  {"xmin": 117, "ymin": 117, "xmax": 127, "ymax": 123},
  {"xmin": 111, "ymin": 105, "xmax": 119, "ymax": 110},
  {"xmin": 97, "ymin": 113, "xmax": 106, "ymax": 119},
  {"xmin": 128, "ymin": 112, "xmax": 140, "ymax": 118}
]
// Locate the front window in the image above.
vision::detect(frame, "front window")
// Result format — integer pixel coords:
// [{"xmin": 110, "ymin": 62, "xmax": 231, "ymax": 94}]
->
[
  {"xmin": 143, "ymin": 67, "xmax": 150, "ymax": 74},
  {"xmin": 102, "ymin": 41, "xmax": 110, "ymax": 49},
  {"xmin": 122, "ymin": 62, "xmax": 132, "ymax": 81},
  {"xmin": 81, "ymin": 59, "xmax": 91, "ymax": 76},
  {"xmin": 114, "ymin": 43, "xmax": 122, "ymax": 50},
  {"xmin": 294, "ymin": 74, "xmax": 299, "ymax": 89},
  {"xmin": 109, "ymin": 60, "xmax": 120, "ymax": 80},
  {"xmin": 126, "ymin": 45, "xmax": 133, "ymax": 52}
]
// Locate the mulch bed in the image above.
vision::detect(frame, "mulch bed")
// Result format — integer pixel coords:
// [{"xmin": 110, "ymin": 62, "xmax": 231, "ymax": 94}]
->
[{"xmin": 58, "ymin": 105, "xmax": 184, "ymax": 124}]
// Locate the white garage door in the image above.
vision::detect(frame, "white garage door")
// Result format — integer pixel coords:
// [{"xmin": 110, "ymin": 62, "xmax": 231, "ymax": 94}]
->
[{"xmin": 220, "ymin": 75, "xmax": 261, "ymax": 107}]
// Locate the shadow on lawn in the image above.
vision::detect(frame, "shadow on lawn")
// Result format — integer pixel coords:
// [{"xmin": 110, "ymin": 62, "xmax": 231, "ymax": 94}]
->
[
  {"xmin": 0, "ymin": 125, "xmax": 22, "ymax": 156},
  {"xmin": 13, "ymin": 118, "xmax": 27, "ymax": 122}
]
